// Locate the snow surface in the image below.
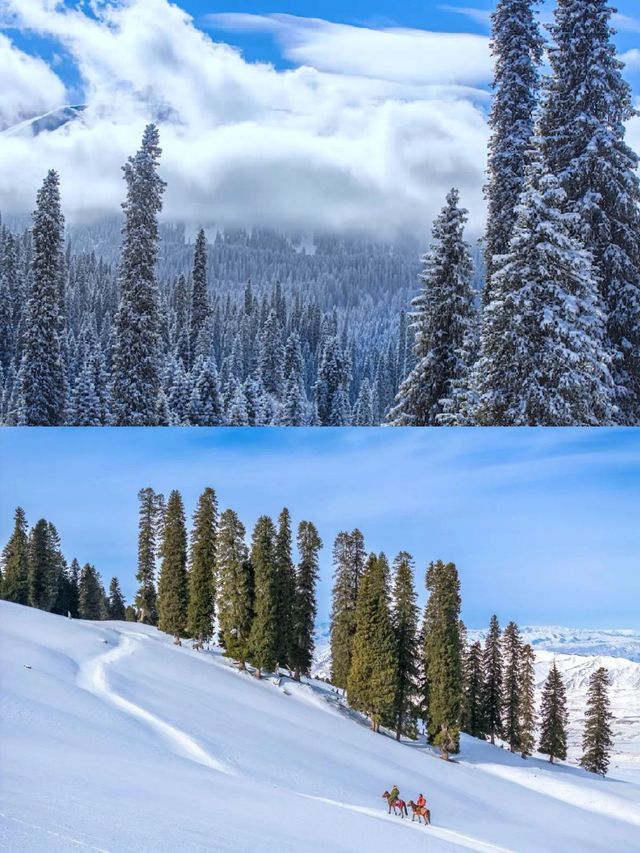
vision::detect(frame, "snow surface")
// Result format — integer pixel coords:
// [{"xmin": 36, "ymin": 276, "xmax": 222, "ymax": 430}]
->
[{"xmin": 1, "ymin": 602, "xmax": 639, "ymax": 853}]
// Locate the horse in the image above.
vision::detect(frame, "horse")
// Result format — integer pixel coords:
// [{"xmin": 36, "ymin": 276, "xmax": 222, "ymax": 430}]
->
[
  {"xmin": 408, "ymin": 800, "xmax": 431, "ymax": 825},
  {"xmin": 382, "ymin": 791, "xmax": 408, "ymax": 817}
]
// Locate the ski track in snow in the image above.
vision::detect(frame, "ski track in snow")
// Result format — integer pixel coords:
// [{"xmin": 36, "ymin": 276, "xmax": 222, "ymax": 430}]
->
[
  {"xmin": 77, "ymin": 630, "xmax": 235, "ymax": 777},
  {"xmin": 0, "ymin": 811, "xmax": 111, "ymax": 852}
]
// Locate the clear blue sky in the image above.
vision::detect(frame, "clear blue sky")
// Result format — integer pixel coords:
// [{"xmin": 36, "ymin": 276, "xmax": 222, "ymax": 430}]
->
[{"xmin": 1, "ymin": 428, "xmax": 639, "ymax": 629}]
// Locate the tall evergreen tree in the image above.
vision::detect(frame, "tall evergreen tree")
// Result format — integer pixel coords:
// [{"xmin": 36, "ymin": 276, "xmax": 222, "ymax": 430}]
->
[
  {"xmin": 390, "ymin": 189, "xmax": 477, "ymax": 426},
  {"xmin": 347, "ymin": 553, "xmax": 397, "ymax": 732},
  {"xmin": 502, "ymin": 621, "xmax": 523, "ymax": 752},
  {"xmin": 190, "ymin": 229, "xmax": 208, "ymax": 362},
  {"xmin": 484, "ymin": 0, "xmax": 542, "ymax": 301},
  {"xmin": 519, "ymin": 642, "xmax": 536, "ymax": 758},
  {"xmin": 580, "ymin": 667, "xmax": 613, "ymax": 776},
  {"xmin": 20, "ymin": 170, "xmax": 66, "ymax": 425},
  {"xmin": 107, "ymin": 577, "xmax": 126, "ymax": 620},
  {"xmin": 1, "ymin": 507, "xmax": 30, "ymax": 604},
  {"xmin": 111, "ymin": 124, "xmax": 165, "ymax": 425},
  {"xmin": 187, "ymin": 487, "xmax": 218, "ymax": 645},
  {"xmin": 28, "ymin": 520, "xmax": 63, "ymax": 612},
  {"xmin": 248, "ymin": 515, "xmax": 279, "ymax": 677},
  {"xmin": 482, "ymin": 615, "xmax": 503, "ymax": 744},
  {"xmin": 538, "ymin": 661, "xmax": 569, "ymax": 763},
  {"xmin": 78, "ymin": 564, "xmax": 106, "ymax": 620},
  {"xmin": 461, "ymin": 641, "xmax": 486, "ymax": 739},
  {"xmin": 157, "ymin": 490, "xmax": 188, "ymax": 642},
  {"xmin": 216, "ymin": 509, "xmax": 253, "ymax": 668},
  {"xmin": 330, "ymin": 529, "xmax": 366, "ymax": 688},
  {"xmin": 541, "ymin": 0, "xmax": 640, "ymax": 422},
  {"xmin": 274, "ymin": 508, "xmax": 295, "ymax": 670},
  {"xmin": 135, "ymin": 487, "xmax": 159, "ymax": 625},
  {"xmin": 422, "ymin": 560, "xmax": 463, "ymax": 757},
  {"xmin": 290, "ymin": 521, "xmax": 322, "ymax": 681},
  {"xmin": 391, "ymin": 551, "xmax": 419, "ymax": 740}
]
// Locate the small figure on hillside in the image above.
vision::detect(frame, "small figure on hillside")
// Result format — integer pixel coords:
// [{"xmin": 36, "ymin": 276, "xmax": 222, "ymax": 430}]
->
[
  {"xmin": 389, "ymin": 785, "xmax": 399, "ymax": 802},
  {"xmin": 416, "ymin": 793, "xmax": 426, "ymax": 809}
]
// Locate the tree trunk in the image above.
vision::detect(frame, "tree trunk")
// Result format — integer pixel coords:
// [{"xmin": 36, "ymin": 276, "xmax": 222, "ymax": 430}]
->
[
  {"xmin": 549, "ymin": 755, "xmax": 554, "ymax": 764},
  {"xmin": 293, "ymin": 667, "xmax": 301, "ymax": 682}
]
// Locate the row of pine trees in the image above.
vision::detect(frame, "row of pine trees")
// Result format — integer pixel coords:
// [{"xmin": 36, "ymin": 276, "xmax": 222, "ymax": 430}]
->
[
  {"xmin": 391, "ymin": 0, "xmax": 640, "ymax": 426},
  {"xmin": 329, "ymin": 531, "xmax": 614, "ymax": 774}
]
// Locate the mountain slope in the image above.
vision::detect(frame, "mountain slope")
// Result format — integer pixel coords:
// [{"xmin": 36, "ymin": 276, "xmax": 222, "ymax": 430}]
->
[{"xmin": 1, "ymin": 602, "xmax": 638, "ymax": 852}]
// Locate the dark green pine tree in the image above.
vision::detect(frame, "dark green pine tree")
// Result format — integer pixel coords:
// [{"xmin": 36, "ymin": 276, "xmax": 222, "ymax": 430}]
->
[
  {"xmin": 519, "ymin": 643, "xmax": 536, "ymax": 758},
  {"xmin": 187, "ymin": 487, "xmax": 218, "ymax": 646},
  {"xmin": 330, "ymin": 529, "xmax": 366, "ymax": 688},
  {"xmin": 78, "ymin": 564, "xmax": 106, "ymax": 620},
  {"xmin": 580, "ymin": 667, "xmax": 613, "ymax": 776},
  {"xmin": 28, "ymin": 520, "xmax": 63, "ymax": 612},
  {"xmin": 125, "ymin": 604, "xmax": 137, "ymax": 622},
  {"xmin": 135, "ymin": 487, "xmax": 159, "ymax": 624},
  {"xmin": 52, "ymin": 560, "xmax": 76, "ymax": 617},
  {"xmin": 391, "ymin": 551, "xmax": 419, "ymax": 740},
  {"xmin": 274, "ymin": 508, "xmax": 296, "ymax": 671},
  {"xmin": 461, "ymin": 640, "xmax": 486, "ymax": 739},
  {"xmin": 502, "ymin": 621, "xmax": 523, "ymax": 752},
  {"xmin": 190, "ymin": 228, "xmax": 209, "ymax": 362},
  {"xmin": 20, "ymin": 170, "xmax": 66, "ymax": 425},
  {"xmin": 290, "ymin": 521, "xmax": 322, "ymax": 681},
  {"xmin": 347, "ymin": 553, "xmax": 397, "ymax": 732},
  {"xmin": 483, "ymin": 614, "xmax": 503, "ymax": 744},
  {"xmin": 216, "ymin": 509, "xmax": 253, "ymax": 668},
  {"xmin": 157, "ymin": 490, "xmax": 188, "ymax": 642},
  {"xmin": 538, "ymin": 661, "xmax": 569, "ymax": 763},
  {"xmin": 107, "ymin": 577, "xmax": 126, "ymax": 620},
  {"xmin": 422, "ymin": 560, "xmax": 463, "ymax": 758},
  {"xmin": 248, "ymin": 515, "xmax": 279, "ymax": 677},
  {"xmin": 1, "ymin": 507, "xmax": 30, "ymax": 604}
]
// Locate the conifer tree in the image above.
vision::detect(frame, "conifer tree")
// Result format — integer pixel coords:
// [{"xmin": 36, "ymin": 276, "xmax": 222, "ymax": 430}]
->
[
  {"xmin": 111, "ymin": 125, "xmax": 165, "ymax": 425},
  {"xmin": 330, "ymin": 529, "xmax": 366, "ymax": 688},
  {"xmin": 314, "ymin": 336, "xmax": 351, "ymax": 426},
  {"xmin": 216, "ymin": 509, "xmax": 253, "ymax": 668},
  {"xmin": 389, "ymin": 189, "xmax": 476, "ymax": 426},
  {"xmin": 519, "ymin": 643, "xmax": 536, "ymax": 758},
  {"xmin": 20, "ymin": 170, "xmax": 66, "ymax": 425},
  {"xmin": 187, "ymin": 487, "xmax": 218, "ymax": 645},
  {"xmin": 135, "ymin": 487, "xmax": 159, "ymax": 624},
  {"xmin": 274, "ymin": 508, "xmax": 295, "ymax": 670},
  {"xmin": 290, "ymin": 521, "xmax": 322, "ymax": 681},
  {"xmin": 538, "ymin": 661, "xmax": 569, "ymax": 763},
  {"xmin": 107, "ymin": 577, "xmax": 126, "ymax": 620},
  {"xmin": 347, "ymin": 553, "xmax": 397, "ymax": 732},
  {"xmin": 78, "ymin": 564, "xmax": 106, "ymax": 620},
  {"xmin": 391, "ymin": 552, "xmax": 419, "ymax": 739},
  {"xmin": 483, "ymin": 614, "xmax": 503, "ymax": 744},
  {"xmin": 52, "ymin": 561, "xmax": 76, "ymax": 617},
  {"xmin": 125, "ymin": 604, "xmax": 137, "ymax": 622},
  {"xmin": 502, "ymin": 621, "xmax": 523, "ymax": 752},
  {"xmin": 1, "ymin": 507, "xmax": 30, "ymax": 604},
  {"xmin": 28, "ymin": 520, "xmax": 64, "ymax": 612},
  {"xmin": 461, "ymin": 641, "xmax": 486, "ymax": 739},
  {"xmin": 541, "ymin": 0, "xmax": 640, "ymax": 422},
  {"xmin": 157, "ymin": 490, "xmax": 188, "ymax": 642},
  {"xmin": 422, "ymin": 560, "xmax": 463, "ymax": 757},
  {"xmin": 248, "ymin": 515, "xmax": 279, "ymax": 677},
  {"xmin": 580, "ymin": 667, "xmax": 613, "ymax": 776},
  {"xmin": 190, "ymin": 229, "xmax": 209, "ymax": 361},
  {"xmin": 484, "ymin": 0, "xmax": 542, "ymax": 301}
]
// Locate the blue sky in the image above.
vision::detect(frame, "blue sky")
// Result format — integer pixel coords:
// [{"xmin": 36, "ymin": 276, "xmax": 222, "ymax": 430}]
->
[{"xmin": 2, "ymin": 428, "xmax": 639, "ymax": 629}]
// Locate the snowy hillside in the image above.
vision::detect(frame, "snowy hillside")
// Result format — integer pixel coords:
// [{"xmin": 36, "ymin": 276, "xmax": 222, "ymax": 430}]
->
[{"xmin": 1, "ymin": 603, "xmax": 639, "ymax": 853}]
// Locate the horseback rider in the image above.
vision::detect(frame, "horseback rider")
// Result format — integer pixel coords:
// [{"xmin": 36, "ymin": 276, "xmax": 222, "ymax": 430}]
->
[
  {"xmin": 416, "ymin": 793, "xmax": 426, "ymax": 809},
  {"xmin": 389, "ymin": 785, "xmax": 400, "ymax": 804}
]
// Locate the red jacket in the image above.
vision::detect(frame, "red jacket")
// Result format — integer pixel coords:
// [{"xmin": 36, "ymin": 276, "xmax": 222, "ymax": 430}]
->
[{"xmin": 416, "ymin": 795, "xmax": 426, "ymax": 808}]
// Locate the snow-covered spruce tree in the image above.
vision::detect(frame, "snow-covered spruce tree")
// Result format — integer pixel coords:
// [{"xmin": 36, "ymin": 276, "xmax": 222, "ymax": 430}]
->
[
  {"xmin": 422, "ymin": 560, "xmax": 463, "ymax": 758},
  {"xmin": 461, "ymin": 640, "xmax": 486, "ymax": 739},
  {"xmin": 541, "ymin": 0, "xmax": 640, "ymax": 423},
  {"xmin": 274, "ymin": 508, "xmax": 295, "ymax": 671},
  {"xmin": 391, "ymin": 551, "xmax": 419, "ymax": 740},
  {"xmin": 290, "ymin": 521, "xmax": 322, "ymax": 681},
  {"xmin": 187, "ymin": 487, "xmax": 218, "ymax": 646},
  {"xmin": 157, "ymin": 490, "xmax": 188, "ymax": 643},
  {"xmin": 135, "ymin": 487, "xmax": 159, "ymax": 625},
  {"xmin": 389, "ymin": 189, "xmax": 477, "ymax": 426},
  {"xmin": 538, "ymin": 661, "xmax": 569, "ymax": 763},
  {"xmin": 111, "ymin": 125, "xmax": 165, "ymax": 425},
  {"xmin": 501, "ymin": 621, "xmax": 523, "ymax": 752},
  {"xmin": 353, "ymin": 377, "xmax": 375, "ymax": 426},
  {"xmin": 281, "ymin": 332, "xmax": 308, "ymax": 426},
  {"xmin": 1, "ymin": 507, "xmax": 30, "ymax": 605},
  {"xmin": 190, "ymin": 229, "xmax": 209, "ymax": 364},
  {"xmin": 474, "ymin": 143, "xmax": 616, "ymax": 425},
  {"xmin": 482, "ymin": 614, "xmax": 503, "ymax": 744},
  {"xmin": 314, "ymin": 335, "xmax": 351, "ymax": 426},
  {"xmin": 484, "ymin": 0, "xmax": 542, "ymax": 303},
  {"xmin": 330, "ymin": 529, "xmax": 366, "ymax": 688},
  {"xmin": 107, "ymin": 577, "xmax": 126, "ymax": 620},
  {"xmin": 174, "ymin": 273, "xmax": 191, "ymax": 369},
  {"xmin": 78, "ymin": 564, "xmax": 106, "ymax": 620},
  {"xmin": 189, "ymin": 356, "xmax": 223, "ymax": 426},
  {"xmin": 259, "ymin": 309, "xmax": 285, "ymax": 399},
  {"xmin": 519, "ymin": 643, "xmax": 536, "ymax": 758},
  {"xmin": 248, "ymin": 515, "xmax": 279, "ymax": 678},
  {"xmin": 216, "ymin": 509, "xmax": 253, "ymax": 668},
  {"xmin": 580, "ymin": 667, "xmax": 614, "ymax": 776},
  {"xmin": 347, "ymin": 553, "xmax": 397, "ymax": 733},
  {"xmin": 20, "ymin": 170, "xmax": 66, "ymax": 425}
]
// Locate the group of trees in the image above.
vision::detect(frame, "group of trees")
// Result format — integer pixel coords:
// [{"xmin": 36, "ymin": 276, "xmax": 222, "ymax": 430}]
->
[
  {"xmin": 392, "ymin": 0, "xmax": 640, "ymax": 426},
  {"xmin": 0, "ymin": 507, "xmax": 128, "ymax": 621}
]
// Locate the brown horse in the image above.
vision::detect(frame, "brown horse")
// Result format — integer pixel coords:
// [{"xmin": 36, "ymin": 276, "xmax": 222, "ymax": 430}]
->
[
  {"xmin": 408, "ymin": 800, "xmax": 431, "ymax": 825},
  {"xmin": 382, "ymin": 791, "xmax": 408, "ymax": 817}
]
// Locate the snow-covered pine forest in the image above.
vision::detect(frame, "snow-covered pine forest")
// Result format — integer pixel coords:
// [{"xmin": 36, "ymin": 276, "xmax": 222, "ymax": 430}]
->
[{"xmin": 1, "ymin": 0, "xmax": 639, "ymax": 426}]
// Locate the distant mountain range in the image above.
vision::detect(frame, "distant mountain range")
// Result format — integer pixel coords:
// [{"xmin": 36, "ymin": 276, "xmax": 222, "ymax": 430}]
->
[{"xmin": 1, "ymin": 105, "xmax": 86, "ymax": 137}]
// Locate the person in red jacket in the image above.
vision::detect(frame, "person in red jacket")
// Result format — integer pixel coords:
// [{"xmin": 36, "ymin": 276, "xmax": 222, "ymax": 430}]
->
[{"xmin": 416, "ymin": 793, "xmax": 426, "ymax": 809}]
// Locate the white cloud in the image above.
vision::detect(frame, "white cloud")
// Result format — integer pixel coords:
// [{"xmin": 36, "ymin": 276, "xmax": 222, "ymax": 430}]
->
[
  {"xmin": 437, "ymin": 5, "xmax": 492, "ymax": 28},
  {"xmin": 0, "ymin": 32, "xmax": 66, "ymax": 129},
  {"xmin": 621, "ymin": 48, "xmax": 640, "ymax": 72}
]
